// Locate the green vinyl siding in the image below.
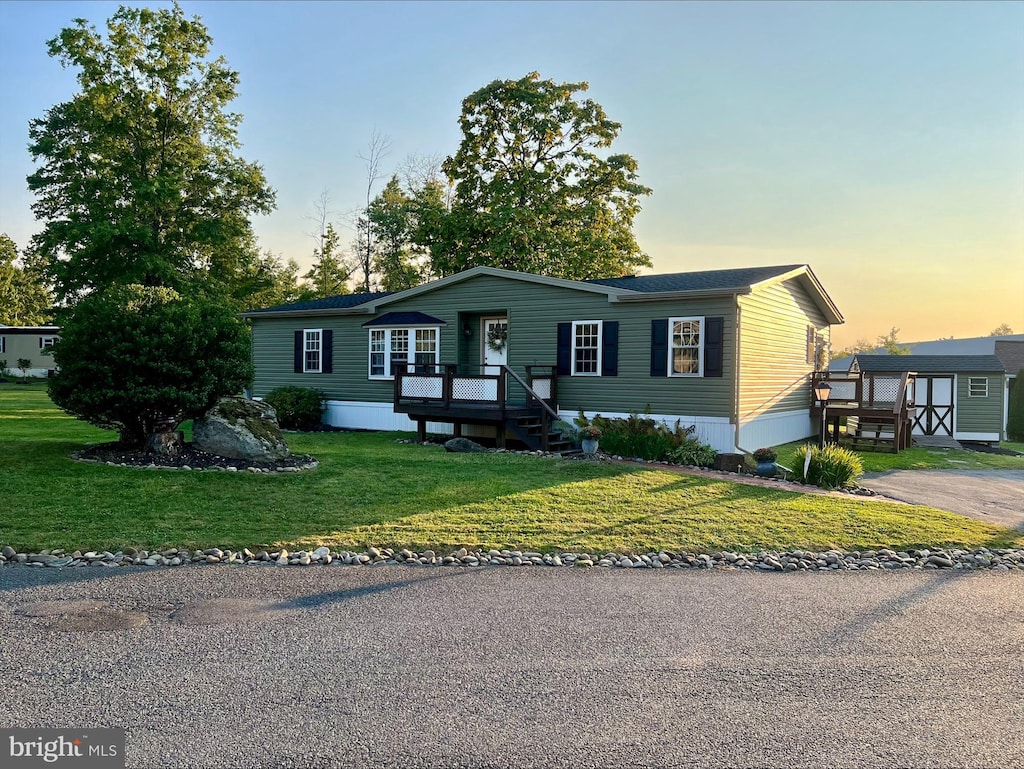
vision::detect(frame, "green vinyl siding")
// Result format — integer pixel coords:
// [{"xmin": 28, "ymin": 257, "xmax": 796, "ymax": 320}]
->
[
  {"xmin": 737, "ymin": 278, "xmax": 829, "ymax": 419},
  {"xmin": 251, "ymin": 273, "xmax": 736, "ymax": 418},
  {"xmin": 955, "ymin": 373, "xmax": 1004, "ymax": 434}
]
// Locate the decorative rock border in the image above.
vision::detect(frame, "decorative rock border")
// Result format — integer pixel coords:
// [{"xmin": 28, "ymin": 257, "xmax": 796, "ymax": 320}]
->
[{"xmin": 2, "ymin": 544, "xmax": 1021, "ymax": 571}]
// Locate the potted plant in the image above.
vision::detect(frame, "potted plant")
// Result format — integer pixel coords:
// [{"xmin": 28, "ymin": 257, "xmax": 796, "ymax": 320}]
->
[
  {"xmin": 752, "ymin": 447, "xmax": 778, "ymax": 477},
  {"xmin": 579, "ymin": 424, "xmax": 602, "ymax": 456}
]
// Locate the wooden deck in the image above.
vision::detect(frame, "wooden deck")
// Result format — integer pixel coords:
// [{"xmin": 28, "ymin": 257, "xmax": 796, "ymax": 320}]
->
[
  {"xmin": 812, "ymin": 370, "xmax": 917, "ymax": 453},
  {"xmin": 394, "ymin": 364, "xmax": 573, "ymax": 452}
]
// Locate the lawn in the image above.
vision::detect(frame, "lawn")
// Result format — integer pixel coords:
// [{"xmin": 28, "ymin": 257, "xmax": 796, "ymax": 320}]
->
[{"xmin": 3, "ymin": 381, "xmax": 1021, "ymax": 554}]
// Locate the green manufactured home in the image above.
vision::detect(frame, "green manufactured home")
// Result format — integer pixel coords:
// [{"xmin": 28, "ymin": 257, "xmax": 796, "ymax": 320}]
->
[{"xmin": 244, "ymin": 265, "xmax": 843, "ymax": 453}]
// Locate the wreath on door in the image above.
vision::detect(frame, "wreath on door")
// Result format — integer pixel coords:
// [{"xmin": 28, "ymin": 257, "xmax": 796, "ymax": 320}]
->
[{"xmin": 486, "ymin": 324, "xmax": 508, "ymax": 352}]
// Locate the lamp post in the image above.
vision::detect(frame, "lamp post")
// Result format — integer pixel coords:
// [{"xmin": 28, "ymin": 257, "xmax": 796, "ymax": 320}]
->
[{"xmin": 814, "ymin": 381, "xmax": 833, "ymax": 449}]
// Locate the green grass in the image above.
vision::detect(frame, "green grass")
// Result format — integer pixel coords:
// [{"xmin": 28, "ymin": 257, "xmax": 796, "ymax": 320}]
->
[
  {"xmin": 3, "ymin": 381, "xmax": 1021, "ymax": 553},
  {"xmin": 773, "ymin": 439, "xmax": 1024, "ymax": 473}
]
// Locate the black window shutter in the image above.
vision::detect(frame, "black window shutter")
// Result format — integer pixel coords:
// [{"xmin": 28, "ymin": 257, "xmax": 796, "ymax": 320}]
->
[
  {"xmin": 556, "ymin": 323, "xmax": 571, "ymax": 376},
  {"xmin": 322, "ymin": 330, "xmax": 333, "ymax": 374},
  {"xmin": 704, "ymin": 316, "xmax": 724, "ymax": 378},
  {"xmin": 293, "ymin": 330, "xmax": 303, "ymax": 373},
  {"xmin": 650, "ymin": 319, "xmax": 668, "ymax": 377},
  {"xmin": 601, "ymin": 321, "xmax": 619, "ymax": 377}
]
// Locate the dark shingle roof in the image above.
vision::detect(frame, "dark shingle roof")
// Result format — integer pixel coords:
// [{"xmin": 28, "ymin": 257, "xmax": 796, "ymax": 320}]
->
[
  {"xmin": 994, "ymin": 341, "xmax": 1024, "ymax": 375},
  {"xmin": 854, "ymin": 354, "xmax": 1006, "ymax": 373},
  {"xmin": 586, "ymin": 265, "xmax": 805, "ymax": 293},
  {"xmin": 245, "ymin": 291, "xmax": 392, "ymax": 314}
]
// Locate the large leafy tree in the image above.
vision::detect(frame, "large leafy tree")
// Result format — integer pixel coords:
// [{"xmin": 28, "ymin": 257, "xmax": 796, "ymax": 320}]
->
[
  {"xmin": 367, "ymin": 175, "xmax": 425, "ymax": 291},
  {"xmin": 27, "ymin": 3, "xmax": 275, "ymax": 302},
  {"xmin": 302, "ymin": 224, "xmax": 352, "ymax": 299},
  {"xmin": 0, "ymin": 234, "xmax": 54, "ymax": 325},
  {"xmin": 432, "ymin": 72, "xmax": 652, "ymax": 280}
]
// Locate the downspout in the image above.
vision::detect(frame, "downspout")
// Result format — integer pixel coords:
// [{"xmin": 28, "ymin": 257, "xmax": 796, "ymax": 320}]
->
[{"xmin": 732, "ymin": 295, "xmax": 750, "ymax": 455}]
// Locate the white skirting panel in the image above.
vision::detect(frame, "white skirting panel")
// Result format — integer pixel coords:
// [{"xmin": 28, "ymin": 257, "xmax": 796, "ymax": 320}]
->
[
  {"xmin": 564, "ymin": 409, "xmax": 737, "ymax": 454},
  {"xmin": 737, "ymin": 410, "xmax": 815, "ymax": 452},
  {"xmin": 953, "ymin": 431, "xmax": 1001, "ymax": 442},
  {"xmin": 324, "ymin": 400, "xmax": 451, "ymax": 434}
]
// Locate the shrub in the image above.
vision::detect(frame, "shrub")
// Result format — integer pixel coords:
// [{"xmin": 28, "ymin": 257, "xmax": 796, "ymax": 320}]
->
[
  {"xmin": 48, "ymin": 285, "xmax": 253, "ymax": 446},
  {"xmin": 793, "ymin": 443, "xmax": 864, "ymax": 489},
  {"xmin": 666, "ymin": 438, "xmax": 718, "ymax": 468},
  {"xmin": 264, "ymin": 386, "xmax": 325, "ymax": 430},
  {"xmin": 1007, "ymin": 369, "xmax": 1024, "ymax": 441},
  {"xmin": 576, "ymin": 409, "xmax": 697, "ymax": 460},
  {"xmin": 17, "ymin": 358, "xmax": 32, "ymax": 381}
]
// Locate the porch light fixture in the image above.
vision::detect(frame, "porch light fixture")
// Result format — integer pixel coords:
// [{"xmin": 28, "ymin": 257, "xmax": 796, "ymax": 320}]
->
[
  {"xmin": 462, "ymin": 323, "xmax": 473, "ymax": 339},
  {"xmin": 814, "ymin": 381, "xmax": 832, "ymax": 449}
]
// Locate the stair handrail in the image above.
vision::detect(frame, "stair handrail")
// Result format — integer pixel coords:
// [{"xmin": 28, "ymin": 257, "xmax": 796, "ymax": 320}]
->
[{"xmin": 501, "ymin": 365, "xmax": 560, "ymax": 451}]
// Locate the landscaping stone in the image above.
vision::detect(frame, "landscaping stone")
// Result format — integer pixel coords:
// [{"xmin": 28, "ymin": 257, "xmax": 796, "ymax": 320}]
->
[
  {"xmin": 193, "ymin": 397, "xmax": 290, "ymax": 462},
  {"xmin": 3, "ymin": 543, "xmax": 1023, "ymax": 574},
  {"xmin": 443, "ymin": 437, "xmax": 486, "ymax": 453}
]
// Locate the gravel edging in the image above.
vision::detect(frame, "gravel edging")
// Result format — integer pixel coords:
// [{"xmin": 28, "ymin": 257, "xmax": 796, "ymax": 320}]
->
[{"xmin": 2, "ymin": 544, "xmax": 1022, "ymax": 572}]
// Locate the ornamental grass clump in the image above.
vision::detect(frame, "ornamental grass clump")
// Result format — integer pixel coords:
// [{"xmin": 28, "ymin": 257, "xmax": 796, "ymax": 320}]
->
[
  {"xmin": 666, "ymin": 438, "xmax": 718, "ymax": 468},
  {"xmin": 794, "ymin": 443, "xmax": 864, "ymax": 489}
]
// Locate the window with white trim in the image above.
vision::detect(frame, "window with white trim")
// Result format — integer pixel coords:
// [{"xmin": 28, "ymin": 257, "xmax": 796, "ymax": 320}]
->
[
  {"xmin": 369, "ymin": 327, "xmax": 439, "ymax": 378},
  {"xmin": 572, "ymin": 320, "xmax": 602, "ymax": 376},
  {"xmin": 303, "ymin": 329, "xmax": 322, "ymax": 373},
  {"xmin": 968, "ymin": 377, "xmax": 988, "ymax": 397},
  {"xmin": 0, "ymin": 336, "xmax": 5, "ymax": 355},
  {"xmin": 39, "ymin": 336, "xmax": 56, "ymax": 350},
  {"xmin": 669, "ymin": 316, "xmax": 704, "ymax": 376}
]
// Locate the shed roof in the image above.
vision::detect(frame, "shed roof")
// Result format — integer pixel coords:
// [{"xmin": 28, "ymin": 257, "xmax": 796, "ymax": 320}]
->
[{"xmin": 853, "ymin": 354, "xmax": 1006, "ymax": 373}]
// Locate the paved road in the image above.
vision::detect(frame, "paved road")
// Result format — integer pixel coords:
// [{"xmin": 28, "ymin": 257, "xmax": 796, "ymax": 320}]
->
[
  {"xmin": 860, "ymin": 470, "xmax": 1024, "ymax": 530},
  {"xmin": 1, "ymin": 566, "xmax": 1022, "ymax": 768}
]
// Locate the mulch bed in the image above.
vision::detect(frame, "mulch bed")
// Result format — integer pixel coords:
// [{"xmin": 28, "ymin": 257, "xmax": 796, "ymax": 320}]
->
[{"xmin": 76, "ymin": 442, "xmax": 316, "ymax": 472}]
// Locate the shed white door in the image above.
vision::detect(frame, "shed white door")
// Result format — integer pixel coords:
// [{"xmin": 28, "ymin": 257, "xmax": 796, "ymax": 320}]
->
[{"xmin": 912, "ymin": 375, "xmax": 954, "ymax": 436}]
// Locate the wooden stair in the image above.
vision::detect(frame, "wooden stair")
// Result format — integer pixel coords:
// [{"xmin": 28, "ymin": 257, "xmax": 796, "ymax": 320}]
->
[{"xmin": 507, "ymin": 412, "xmax": 576, "ymax": 454}]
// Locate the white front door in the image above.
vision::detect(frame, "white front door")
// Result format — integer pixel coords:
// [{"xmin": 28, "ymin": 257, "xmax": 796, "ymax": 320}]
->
[{"xmin": 482, "ymin": 317, "xmax": 508, "ymax": 375}]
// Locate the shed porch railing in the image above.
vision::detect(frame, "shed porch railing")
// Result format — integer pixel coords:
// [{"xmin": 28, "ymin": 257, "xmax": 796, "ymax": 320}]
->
[{"xmin": 811, "ymin": 370, "xmax": 917, "ymax": 453}]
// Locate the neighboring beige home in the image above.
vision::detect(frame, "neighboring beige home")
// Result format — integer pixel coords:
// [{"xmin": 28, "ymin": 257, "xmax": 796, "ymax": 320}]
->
[{"xmin": 0, "ymin": 325, "xmax": 60, "ymax": 378}]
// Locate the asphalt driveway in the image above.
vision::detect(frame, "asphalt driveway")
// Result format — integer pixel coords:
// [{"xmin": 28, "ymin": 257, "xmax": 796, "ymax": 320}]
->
[{"xmin": 860, "ymin": 469, "xmax": 1024, "ymax": 530}]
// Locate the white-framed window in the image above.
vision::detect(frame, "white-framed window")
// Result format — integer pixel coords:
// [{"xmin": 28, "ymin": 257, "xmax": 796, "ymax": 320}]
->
[
  {"xmin": 571, "ymin": 320, "xmax": 602, "ymax": 376},
  {"xmin": 968, "ymin": 377, "xmax": 989, "ymax": 398},
  {"xmin": 39, "ymin": 336, "xmax": 56, "ymax": 350},
  {"xmin": 369, "ymin": 327, "xmax": 439, "ymax": 379},
  {"xmin": 669, "ymin": 316, "xmax": 704, "ymax": 377},
  {"xmin": 303, "ymin": 329, "xmax": 322, "ymax": 373},
  {"xmin": 0, "ymin": 336, "xmax": 5, "ymax": 355}
]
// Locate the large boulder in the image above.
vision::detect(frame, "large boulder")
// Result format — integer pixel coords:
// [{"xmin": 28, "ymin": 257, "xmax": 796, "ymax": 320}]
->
[
  {"xmin": 193, "ymin": 397, "xmax": 290, "ymax": 462},
  {"xmin": 444, "ymin": 437, "xmax": 486, "ymax": 453}
]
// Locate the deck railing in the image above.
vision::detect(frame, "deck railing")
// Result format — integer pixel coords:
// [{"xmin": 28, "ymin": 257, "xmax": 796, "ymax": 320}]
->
[{"xmin": 394, "ymin": 363, "xmax": 557, "ymax": 414}]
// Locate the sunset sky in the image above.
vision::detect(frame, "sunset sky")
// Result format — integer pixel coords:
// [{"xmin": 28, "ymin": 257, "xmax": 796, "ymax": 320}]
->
[{"xmin": 0, "ymin": 0, "xmax": 1021, "ymax": 349}]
